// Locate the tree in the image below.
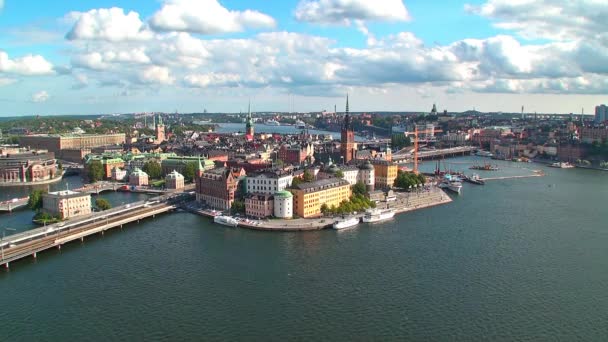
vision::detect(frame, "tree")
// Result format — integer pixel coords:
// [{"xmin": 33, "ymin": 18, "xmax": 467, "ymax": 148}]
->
[
  {"xmin": 303, "ymin": 170, "xmax": 314, "ymax": 182},
  {"xmin": 391, "ymin": 134, "xmax": 411, "ymax": 150},
  {"xmin": 95, "ymin": 198, "xmax": 112, "ymax": 211},
  {"xmin": 335, "ymin": 170, "xmax": 344, "ymax": 178},
  {"xmin": 320, "ymin": 203, "xmax": 329, "ymax": 215},
  {"xmin": 28, "ymin": 190, "xmax": 46, "ymax": 211},
  {"xmin": 88, "ymin": 160, "xmax": 104, "ymax": 183},
  {"xmin": 291, "ymin": 177, "xmax": 303, "ymax": 187},
  {"xmin": 352, "ymin": 181, "xmax": 367, "ymax": 196},
  {"xmin": 143, "ymin": 160, "xmax": 162, "ymax": 179},
  {"xmin": 182, "ymin": 162, "xmax": 197, "ymax": 182},
  {"xmin": 394, "ymin": 170, "xmax": 422, "ymax": 189},
  {"xmin": 231, "ymin": 200, "xmax": 245, "ymax": 215}
]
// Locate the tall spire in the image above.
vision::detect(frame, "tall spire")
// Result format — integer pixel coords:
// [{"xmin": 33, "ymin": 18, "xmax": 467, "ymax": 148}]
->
[
  {"xmin": 247, "ymin": 99, "xmax": 251, "ymax": 119},
  {"xmin": 346, "ymin": 93, "xmax": 349, "ymax": 115},
  {"xmin": 158, "ymin": 114, "xmax": 163, "ymax": 126}
]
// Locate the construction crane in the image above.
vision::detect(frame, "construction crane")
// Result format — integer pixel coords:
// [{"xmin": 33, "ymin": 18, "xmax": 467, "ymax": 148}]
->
[{"xmin": 412, "ymin": 126, "xmax": 437, "ymax": 174}]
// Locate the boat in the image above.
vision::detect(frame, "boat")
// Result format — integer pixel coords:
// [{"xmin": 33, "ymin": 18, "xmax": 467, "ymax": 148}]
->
[
  {"xmin": 362, "ymin": 208, "xmax": 395, "ymax": 223},
  {"xmin": 470, "ymin": 163, "xmax": 499, "ymax": 171},
  {"xmin": 438, "ymin": 174, "xmax": 463, "ymax": 194},
  {"xmin": 463, "ymin": 173, "xmax": 485, "ymax": 185},
  {"xmin": 333, "ymin": 216, "xmax": 360, "ymax": 230},
  {"xmin": 265, "ymin": 120, "xmax": 280, "ymax": 126},
  {"xmin": 549, "ymin": 162, "xmax": 575, "ymax": 169},
  {"xmin": 295, "ymin": 120, "xmax": 306, "ymax": 129},
  {"xmin": 214, "ymin": 215, "xmax": 239, "ymax": 227},
  {"xmin": 475, "ymin": 150, "xmax": 494, "ymax": 157}
]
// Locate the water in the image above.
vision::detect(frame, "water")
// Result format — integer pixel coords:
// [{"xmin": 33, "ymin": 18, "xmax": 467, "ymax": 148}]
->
[
  {"xmin": 215, "ymin": 122, "xmax": 366, "ymax": 141},
  {"xmin": 1, "ymin": 157, "xmax": 607, "ymax": 340}
]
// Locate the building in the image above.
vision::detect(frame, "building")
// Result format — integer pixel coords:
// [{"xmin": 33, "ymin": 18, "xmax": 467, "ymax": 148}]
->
[
  {"xmin": 19, "ymin": 134, "xmax": 126, "ymax": 160},
  {"xmin": 246, "ymin": 171, "xmax": 293, "ymax": 194},
  {"xmin": 341, "ymin": 94, "xmax": 355, "ymax": 163},
  {"xmin": 196, "ymin": 167, "xmax": 237, "ymax": 210},
  {"xmin": 42, "ymin": 190, "xmax": 91, "ymax": 219},
  {"xmin": 0, "ymin": 150, "xmax": 59, "ymax": 184},
  {"xmin": 290, "ymin": 178, "xmax": 351, "ymax": 218},
  {"xmin": 371, "ymin": 160, "xmax": 398, "ymax": 189},
  {"xmin": 245, "ymin": 101, "xmax": 254, "ymax": 139},
  {"xmin": 245, "ymin": 193, "xmax": 273, "ymax": 218},
  {"xmin": 580, "ymin": 126, "xmax": 608, "ymax": 143},
  {"xmin": 85, "ymin": 155, "xmax": 125, "ymax": 179},
  {"xmin": 161, "ymin": 156, "xmax": 214, "ymax": 176},
  {"xmin": 156, "ymin": 114, "xmax": 166, "ymax": 143},
  {"xmin": 111, "ymin": 167, "xmax": 127, "ymax": 181},
  {"xmin": 595, "ymin": 105, "xmax": 608, "ymax": 124},
  {"xmin": 165, "ymin": 170, "xmax": 185, "ymax": 190},
  {"xmin": 278, "ymin": 144, "xmax": 309, "ymax": 165},
  {"xmin": 129, "ymin": 168, "xmax": 149, "ymax": 186},
  {"xmin": 273, "ymin": 190, "xmax": 293, "ymax": 218},
  {"xmin": 357, "ymin": 160, "xmax": 375, "ymax": 191}
]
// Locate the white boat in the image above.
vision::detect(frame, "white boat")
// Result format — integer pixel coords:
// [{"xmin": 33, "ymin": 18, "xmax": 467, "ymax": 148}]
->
[
  {"xmin": 295, "ymin": 120, "xmax": 306, "ymax": 129},
  {"xmin": 549, "ymin": 162, "xmax": 575, "ymax": 169},
  {"xmin": 438, "ymin": 174, "xmax": 463, "ymax": 194},
  {"xmin": 362, "ymin": 209, "xmax": 395, "ymax": 223},
  {"xmin": 266, "ymin": 120, "xmax": 280, "ymax": 126},
  {"xmin": 333, "ymin": 217, "xmax": 360, "ymax": 230},
  {"xmin": 214, "ymin": 215, "xmax": 239, "ymax": 227},
  {"xmin": 475, "ymin": 150, "xmax": 494, "ymax": 157}
]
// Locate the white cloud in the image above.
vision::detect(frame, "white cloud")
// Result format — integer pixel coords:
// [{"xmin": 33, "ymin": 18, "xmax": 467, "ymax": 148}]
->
[
  {"xmin": 66, "ymin": 7, "xmax": 153, "ymax": 41},
  {"xmin": 149, "ymin": 0, "xmax": 276, "ymax": 34},
  {"xmin": 139, "ymin": 66, "xmax": 174, "ymax": 85},
  {"xmin": 184, "ymin": 73, "xmax": 241, "ymax": 88},
  {"xmin": 0, "ymin": 0, "xmax": 4, "ymax": 11},
  {"xmin": 295, "ymin": 0, "xmax": 410, "ymax": 24},
  {"xmin": 0, "ymin": 78, "xmax": 16, "ymax": 87},
  {"xmin": 0, "ymin": 51, "xmax": 54, "ymax": 75},
  {"xmin": 32, "ymin": 90, "xmax": 50, "ymax": 103}
]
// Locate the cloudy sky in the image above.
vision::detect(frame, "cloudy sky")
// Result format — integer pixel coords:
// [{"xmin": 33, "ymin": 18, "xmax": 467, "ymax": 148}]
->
[{"xmin": 0, "ymin": 0, "xmax": 607, "ymax": 116}]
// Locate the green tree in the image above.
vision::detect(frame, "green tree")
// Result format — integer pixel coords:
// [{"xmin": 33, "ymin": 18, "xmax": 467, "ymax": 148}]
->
[
  {"xmin": 352, "ymin": 181, "xmax": 367, "ymax": 196},
  {"xmin": 28, "ymin": 189, "xmax": 46, "ymax": 211},
  {"xmin": 303, "ymin": 170, "xmax": 314, "ymax": 182},
  {"xmin": 391, "ymin": 134, "xmax": 411, "ymax": 150},
  {"xmin": 335, "ymin": 170, "xmax": 344, "ymax": 178},
  {"xmin": 95, "ymin": 198, "xmax": 112, "ymax": 211},
  {"xmin": 182, "ymin": 162, "xmax": 197, "ymax": 182},
  {"xmin": 143, "ymin": 160, "xmax": 162, "ymax": 179},
  {"xmin": 291, "ymin": 177, "xmax": 303, "ymax": 188},
  {"xmin": 88, "ymin": 160, "xmax": 104, "ymax": 182},
  {"xmin": 320, "ymin": 203, "xmax": 329, "ymax": 215},
  {"xmin": 231, "ymin": 200, "xmax": 245, "ymax": 215}
]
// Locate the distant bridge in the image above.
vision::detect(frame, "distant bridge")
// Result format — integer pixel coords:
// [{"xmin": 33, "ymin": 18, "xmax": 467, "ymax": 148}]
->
[
  {"xmin": 0, "ymin": 197, "xmax": 29, "ymax": 212},
  {"xmin": 393, "ymin": 146, "xmax": 476, "ymax": 162}
]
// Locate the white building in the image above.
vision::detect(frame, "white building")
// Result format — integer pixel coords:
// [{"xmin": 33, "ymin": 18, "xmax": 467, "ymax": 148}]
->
[
  {"xmin": 111, "ymin": 167, "xmax": 127, "ymax": 181},
  {"xmin": 273, "ymin": 190, "xmax": 293, "ymax": 218},
  {"xmin": 596, "ymin": 104, "xmax": 608, "ymax": 123},
  {"xmin": 357, "ymin": 160, "xmax": 375, "ymax": 191},
  {"xmin": 340, "ymin": 165, "xmax": 360, "ymax": 185},
  {"xmin": 165, "ymin": 170, "xmax": 185, "ymax": 190},
  {"xmin": 43, "ymin": 190, "xmax": 91, "ymax": 219},
  {"xmin": 246, "ymin": 171, "xmax": 293, "ymax": 194}
]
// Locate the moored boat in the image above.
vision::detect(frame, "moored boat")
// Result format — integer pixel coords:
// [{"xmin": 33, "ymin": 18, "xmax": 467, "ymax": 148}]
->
[
  {"xmin": 464, "ymin": 173, "xmax": 485, "ymax": 185},
  {"xmin": 362, "ymin": 208, "xmax": 395, "ymax": 223},
  {"xmin": 214, "ymin": 215, "xmax": 239, "ymax": 227},
  {"xmin": 333, "ymin": 216, "xmax": 360, "ymax": 230},
  {"xmin": 549, "ymin": 162, "xmax": 575, "ymax": 169}
]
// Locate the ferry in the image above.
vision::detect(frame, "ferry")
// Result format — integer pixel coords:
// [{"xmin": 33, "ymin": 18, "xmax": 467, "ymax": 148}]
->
[
  {"xmin": 214, "ymin": 215, "xmax": 239, "ymax": 227},
  {"xmin": 265, "ymin": 120, "xmax": 280, "ymax": 126},
  {"xmin": 475, "ymin": 150, "xmax": 494, "ymax": 158},
  {"xmin": 549, "ymin": 162, "xmax": 575, "ymax": 169},
  {"xmin": 438, "ymin": 174, "xmax": 463, "ymax": 194},
  {"xmin": 333, "ymin": 217, "xmax": 360, "ymax": 230},
  {"xmin": 463, "ymin": 173, "xmax": 485, "ymax": 185},
  {"xmin": 362, "ymin": 208, "xmax": 395, "ymax": 223},
  {"xmin": 295, "ymin": 120, "xmax": 306, "ymax": 129}
]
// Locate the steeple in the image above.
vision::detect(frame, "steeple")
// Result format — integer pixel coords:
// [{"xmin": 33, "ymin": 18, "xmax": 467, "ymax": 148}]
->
[
  {"xmin": 158, "ymin": 114, "xmax": 163, "ymax": 126},
  {"xmin": 245, "ymin": 99, "xmax": 254, "ymax": 137},
  {"xmin": 346, "ymin": 93, "xmax": 349, "ymax": 115}
]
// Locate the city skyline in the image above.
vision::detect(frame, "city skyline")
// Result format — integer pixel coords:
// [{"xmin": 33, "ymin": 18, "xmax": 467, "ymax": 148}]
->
[{"xmin": 1, "ymin": 0, "xmax": 607, "ymax": 116}]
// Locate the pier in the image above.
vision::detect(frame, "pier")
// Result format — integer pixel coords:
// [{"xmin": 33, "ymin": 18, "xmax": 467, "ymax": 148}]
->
[{"xmin": 0, "ymin": 193, "xmax": 192, "ymax": 269}]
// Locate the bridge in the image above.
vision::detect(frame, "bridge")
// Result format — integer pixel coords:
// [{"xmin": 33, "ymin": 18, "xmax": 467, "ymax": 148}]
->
[
  {"xmin": 73, "ymin": 181, "xmax": 125, "ymax": 195},
  {"xmin": 393, "ymin": 146, "xmax": 476, "ymax": 162},
  {"xmin": 0, "ymin": 197, "xmax": 29, "ymax": 212},
  {"xmin": 0, "ymin": 193, "xmax": 193, "ymax": 268}
]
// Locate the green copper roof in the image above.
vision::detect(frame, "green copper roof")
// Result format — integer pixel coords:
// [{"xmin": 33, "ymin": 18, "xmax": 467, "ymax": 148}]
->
[{"xmin": 275, "ymin": 190, "xmax": 293, "ymax": 198}]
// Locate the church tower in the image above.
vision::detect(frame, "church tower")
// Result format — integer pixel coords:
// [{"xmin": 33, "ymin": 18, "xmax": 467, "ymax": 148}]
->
[
  {"xmin": 156, "ymin": 114, "xmax": 165, "ymax": 143},
  {"xmin": 245, "ymin": 100, "xmax": 254, "ymax": 138},
  {"xmin": 341, "ymin": 94, "xmax": 355, "ymax": 163}
]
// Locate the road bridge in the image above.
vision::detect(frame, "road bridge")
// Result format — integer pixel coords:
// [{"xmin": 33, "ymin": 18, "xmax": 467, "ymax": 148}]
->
[
  {"xmin": 0, "ymin": 197, "xmax": 29, "ymax": 212},
  {"xmin": 393, "ymin": 146, "xmax": 476, "ymax": 162},
  {"xmin": 0, "ymin": 193, "xmax": 192, "ymax": 268}
]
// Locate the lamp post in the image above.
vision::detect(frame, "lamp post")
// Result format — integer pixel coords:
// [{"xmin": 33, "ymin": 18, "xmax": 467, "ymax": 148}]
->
[{"xmin": 1, "ymin": 228, "xmax": 17, "ymax": 261}]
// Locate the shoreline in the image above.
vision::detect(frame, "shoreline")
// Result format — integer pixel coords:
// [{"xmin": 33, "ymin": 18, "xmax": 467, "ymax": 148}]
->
[
  {"xmin": 187, "ymin": 188, "xmax": 452, "ymax": 232},
  {"xmin": 0, "ymin": 171, "xmax": 65, "ymax": 187}
]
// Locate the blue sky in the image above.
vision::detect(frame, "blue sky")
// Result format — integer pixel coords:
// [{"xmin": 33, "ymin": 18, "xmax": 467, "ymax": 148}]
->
[{"xmin": 0, "ymin": 0, "xmax": 606, "ymax": 116}]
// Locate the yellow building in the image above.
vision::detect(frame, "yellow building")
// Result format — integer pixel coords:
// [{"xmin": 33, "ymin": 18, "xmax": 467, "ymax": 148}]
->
[
  {"xmin": 371, "ymin": 160, "xmax": 398, "ymax": 189},
  {"xmin": 291, "ymin": 178, "xmax": 351, "ymax": 218},
  {"xmin": 42, "ymin": 190, "xmax": 92, "ymax": 219}
]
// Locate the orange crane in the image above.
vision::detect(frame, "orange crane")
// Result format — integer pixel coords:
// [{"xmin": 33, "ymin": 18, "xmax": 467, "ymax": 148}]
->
[{"xmin": 412, "ymin": 126, "xmax": 437, "ymax": 174}]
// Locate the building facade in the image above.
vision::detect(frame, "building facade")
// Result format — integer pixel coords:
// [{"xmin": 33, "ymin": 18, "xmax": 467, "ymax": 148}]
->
[
  {"xmin": 0, "ymin": 150, "xmax": 58, "ymax": 184},
  {"xmin": 111, "ymin": 167, "xmax": 127, "ymax": 181},
  {"xmin": 595, "ymin": 105, "xmax": 607, "ymax": 124},
  {"xmin": 156, "ymin": 115, "xmax": 166, "ymax": 143},
  {"xmin": 246, "ymin": 171, "xmax": 293, "ymax": 194},
  {"xmin": 20, "ymin": 134, "xmax": 126, "ymax": 156},
  {"xmin": 165, "ymin": 170, "xmax": 185, "ymax": 190},
  {"xmin": 245, "ymin": 193, "xmax": 273, "ymax": 218},
  {"xmin": 291, "ymin": 178, "xmax": 351, "ymax": 218},
  {"xmin": 357, "ymin": 160, "xmax": 375, "ymax": 191},
  {"xmin": 371, "ymin": 160, "xmax": 398, "ymax": 189},
  {"xmin": 43, "ymin": 190, "xmax": 91, "ymax": 219},
  {"xmin": 196, "ymin": 167, "xmax": 237, "ymax": 210},
  {"xmin": 129, "ymin": 168, "xmax": 149, "ymax": 186},
  {"xmin": 273, "ymin": 190, "xmax": 293, "ymax": 218}
]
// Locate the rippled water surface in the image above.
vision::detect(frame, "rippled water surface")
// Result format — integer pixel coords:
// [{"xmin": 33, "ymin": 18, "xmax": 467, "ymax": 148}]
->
[{"xmin": 1, "ymin": 157, "xmax": 607, "ymax": 340}]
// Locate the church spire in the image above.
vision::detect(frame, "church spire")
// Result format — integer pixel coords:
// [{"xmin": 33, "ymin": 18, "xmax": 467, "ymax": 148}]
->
[
  {"xmin": 158, "ymin": 114, "xmax": 163, "ymax": 126},
  {"xmin": 346, "ymin": 93, "xmax": 349, "ymax": 115}
]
